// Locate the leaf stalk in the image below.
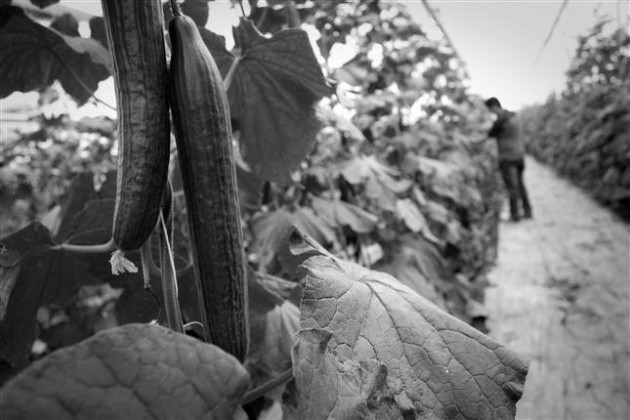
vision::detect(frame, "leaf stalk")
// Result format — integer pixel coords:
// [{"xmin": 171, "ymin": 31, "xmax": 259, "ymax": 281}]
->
[
  {"xmin": 52, "ymin": 238, "xmax": 116, "ymax": 254},
  {"xmin": 159, "ymin": 213, "xmax": 184, "ymax": 333},
  {"xmin": 240, "ymin": 368, "xmax": 294, "ymax": 405},
  {"xmin": 223, "ymin": 56, "xmax": 241, "ymax": 91}
]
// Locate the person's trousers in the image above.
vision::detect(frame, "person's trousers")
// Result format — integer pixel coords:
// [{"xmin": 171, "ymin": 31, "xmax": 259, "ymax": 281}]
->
[{"xmin": 498, "ymin": 159, "xmax": 532, "ymax": 220}]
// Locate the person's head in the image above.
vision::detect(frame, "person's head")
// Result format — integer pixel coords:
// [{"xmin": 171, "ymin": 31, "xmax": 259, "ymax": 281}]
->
[{"xmin": 484, "ymin": 97, "xmax": 502, "ymax": 114}]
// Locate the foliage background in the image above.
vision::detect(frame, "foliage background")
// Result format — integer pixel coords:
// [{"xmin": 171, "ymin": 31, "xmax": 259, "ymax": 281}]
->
[{"xmin": 520, "ymin": 19, "xmax": 630, "ymax": 220}]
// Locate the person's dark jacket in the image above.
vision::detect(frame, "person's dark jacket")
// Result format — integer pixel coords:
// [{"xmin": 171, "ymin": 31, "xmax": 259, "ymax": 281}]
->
[{"xmin": 488, "ymin": 110, "xmax": 525, "ymax": 161}]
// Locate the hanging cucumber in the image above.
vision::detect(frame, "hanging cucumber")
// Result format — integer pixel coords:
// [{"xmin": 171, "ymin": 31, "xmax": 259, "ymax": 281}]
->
[
  {"xmin": 103, "ymin": 0, "xmax": 171, "ymax": 269},
  {"xmin": 53, "ymin": 1, "xmax": 171, "ymax": 275},
  {"xmin": 168, "ymin": 8, "xmax": 248, "ymax": 361}
]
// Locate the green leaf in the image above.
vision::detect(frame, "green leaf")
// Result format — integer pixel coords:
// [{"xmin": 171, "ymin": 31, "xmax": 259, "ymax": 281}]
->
[
  {"xmin": 293, "ymin": 328, "xmax": 416, "ymax": 418},
  {"xmin": 247, "ymin": 301, "xmax": 299, "ymax": 394},
  {"xmin": 50, "ymin": 13, "xmax": 79, "ymax": 37},
  {"xmin": 64, "ymin": 198, "xmax": 115, "ymax": 245},
  {"xmin": 0, "ymin": 265, "xmax": 20, "ymax": 322},
  {"xmin": 249, "ymin": 269, "xmax": 300, "ymax": 308},
  {"xmin": 317, "ymin": 106, "xmax": 365, "ymax": 142},
  {"xmin": 395, "ymin": 198, "xmax": 427, "ymax": 233},
  {"xmin": 0, "ymin": 324, "xmax": 251, "ymax": 419},
  {"xmin": 88, "ymin": 16, "xmax": 107, "ymax": 47},
  {"xmin": 310, "ymin": 195, "xmax": 378, "ymax": 234},
  {"xmin": 200, "ymin": 19, "xmax": 334, "ymax": 184},
  {"xmin": 0, "ymin": 222, "xmax": 76, "ymax": 367},
  {"xmin": 333, "ymin": 60, "xmax": 371, "ymax": 87},
  {"xmin": 54, "ymin": 171, "xmax": 117, "ymax": 243},
  {"xmin": 422, "ymin": 199, "xmax": 450, "ymax": 226},
  {"xmin": 340, "ymin": 155, "xmax": 412, "ymax": 210},
  {"xmin": 57, "ymin": 197, "xmax": 143, "ymax": 291},
  {"xmin": 411, "ymin": 156, "xmax": 465, "ymax": 204},
  {"xmin": 244, "ymin": 268, "xmax": 299, "ymax": 394},
  {"xmin": 394, "ymin": 198, "xmax": 442, "ymax": 245},
  {"xmin": 236, "ymin": 163, "xmax": 264, "ymax": 212},
  {"xmin": 251, "ymin": 206, "xmax": 336, "ymax": 271},
  {"xmin": 283, "ymin": 227, "xmax": 528, "ymax": 419},
  {"xmin": 0, "ymin": 5, "xmax": 110, "ymax": 104},
  {"xmin": 198, "ymin": 27, "xmax": 233, "ymax": 69}
]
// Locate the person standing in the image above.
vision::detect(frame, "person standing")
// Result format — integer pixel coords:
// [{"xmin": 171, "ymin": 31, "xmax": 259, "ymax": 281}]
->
[{"xmin": 485, "ymin": 97, "xmax": 533, "ymax": 222}]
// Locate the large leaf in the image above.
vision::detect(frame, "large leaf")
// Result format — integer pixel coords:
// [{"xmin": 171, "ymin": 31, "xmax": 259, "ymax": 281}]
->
[
  {"xmin": 200, "ymin": 19, "xmax": 334, "ymax": 183},
  {"xmin": 0, "ymin": 324, "xmax": 251, "ymax": 419},
  {"xmin": 282, "ymin": 227, "xmax": 528, "ymax": 419},
  {"xmin": 250, "ymin": 205, "xmax": 336, "ymax": 271},
  {"xmin": 0, "ymin": 5, "xmax": 110, "ymax": 104}
]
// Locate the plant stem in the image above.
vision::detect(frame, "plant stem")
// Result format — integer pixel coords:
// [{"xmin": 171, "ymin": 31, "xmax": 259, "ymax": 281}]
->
[
  {"xmin": 90, "ymin": 94, "xmax": 117, "ymax": 112},
  {"xmin": 285, "ymin": 0, "xmax": 301, "ymax": 28},
  {"xmin": 240, "ymin": 368, "xmax": 294, "ymax": 405},
  {"xmin": 139, "ymin": 240, "xmax": 155, "ymax": 289},
  {"xmin": 255, "ymin": 6, "xmax": 268, "ymax": 29},
  {"xmin": 52, "ymin": 238, "xmax": 116, "ymax": 254},
  {"xmin": 57, "ymin": 56, "xmax": 117, "ymax": 111},
  {"xmin": 159, "ymin": 213, "xmax": 184, "ymax": 333},
  {"xmin": 223, "ymin": 56, "xmax": 241, "ymax": 91}
]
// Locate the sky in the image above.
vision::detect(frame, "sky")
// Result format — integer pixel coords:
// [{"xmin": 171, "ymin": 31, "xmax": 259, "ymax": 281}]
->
[
  {"xmin": 200, "ymin": 0, "xmax": 629, "ymax": 110},
  {"xmin": 3, "ymin": 0, "xmax": 629, "ymax": 115},
  {"xmin": 404, "ymin": 0, "xmax": 630, "ymax": 110}
]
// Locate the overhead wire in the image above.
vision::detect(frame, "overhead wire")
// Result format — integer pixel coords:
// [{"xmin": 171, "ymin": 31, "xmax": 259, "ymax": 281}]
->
[
  {"xmin": 534, "ymin": 0, "xmax": 570, "ymax": 65},
  {"xmin": 420, "ymin": 0, "xmax": 470, "ymax": 79}
]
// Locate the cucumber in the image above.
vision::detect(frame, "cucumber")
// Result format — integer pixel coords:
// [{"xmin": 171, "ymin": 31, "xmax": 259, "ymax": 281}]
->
[
  {"xmin": 169, "ymin": 12, "xmax": 249, "ymax": 361},
  {"xmin": 102, "ymin": 0, "xmax": 171, "ymax": 254}
]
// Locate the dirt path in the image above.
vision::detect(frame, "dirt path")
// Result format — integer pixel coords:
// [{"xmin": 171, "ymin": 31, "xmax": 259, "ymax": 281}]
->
[{"xmin": 485, "ymin": 157, "xmax": 630, "ymax": 420}]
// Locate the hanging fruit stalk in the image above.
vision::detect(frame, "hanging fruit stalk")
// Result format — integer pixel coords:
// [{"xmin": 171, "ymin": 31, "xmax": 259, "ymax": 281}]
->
[{"xmin": 168, "ymin": 6, "xmax": 249, "ymax": 361}]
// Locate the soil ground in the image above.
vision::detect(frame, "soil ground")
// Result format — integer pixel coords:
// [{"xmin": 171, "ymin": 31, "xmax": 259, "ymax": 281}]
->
[{"xmin": 485, "ymin": 157, "xmax": 630, "ymax": 420}]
